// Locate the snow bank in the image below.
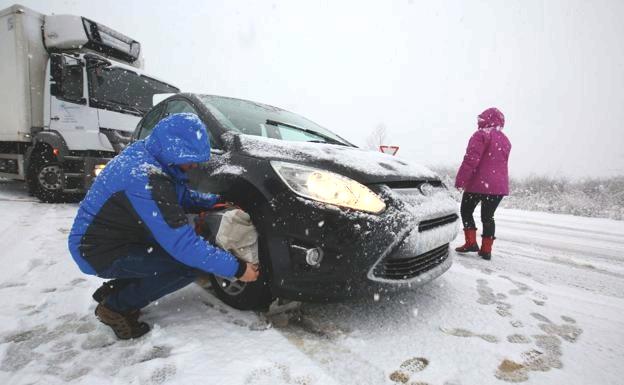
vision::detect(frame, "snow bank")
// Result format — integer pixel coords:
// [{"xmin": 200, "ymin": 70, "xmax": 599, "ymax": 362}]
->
[{"xmin": 432, "ymin": 166, "xmax": 624, "ymax": 220}]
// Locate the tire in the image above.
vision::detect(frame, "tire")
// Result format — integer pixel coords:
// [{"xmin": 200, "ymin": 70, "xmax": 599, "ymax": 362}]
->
[
  {"xmin": 207, "ymin": 267, "xmax": 273, "ymax": 311},
  {"xmin": 27, "ymin": 150, "xmax": 65, "ymax": 203},
  {"xmin": 199, "ymin": 207, "xmax": 275, "ymax": 311}
]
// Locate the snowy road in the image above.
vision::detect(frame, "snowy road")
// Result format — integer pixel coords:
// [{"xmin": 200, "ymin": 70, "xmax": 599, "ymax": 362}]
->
[{"xmin": 0, "ymin": 179, "xmax": 622, "ymax": 385}]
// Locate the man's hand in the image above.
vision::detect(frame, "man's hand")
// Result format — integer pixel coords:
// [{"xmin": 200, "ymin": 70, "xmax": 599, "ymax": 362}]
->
[{"xmin": 238, "ymin": 263, "xmax": 260, "ymax": 282}]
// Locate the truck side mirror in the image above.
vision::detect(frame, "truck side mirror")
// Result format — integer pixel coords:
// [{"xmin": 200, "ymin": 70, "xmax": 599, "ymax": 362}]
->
[{"xmin": 50, "ymin": 54, "xmax": 63, "ymax": 97}]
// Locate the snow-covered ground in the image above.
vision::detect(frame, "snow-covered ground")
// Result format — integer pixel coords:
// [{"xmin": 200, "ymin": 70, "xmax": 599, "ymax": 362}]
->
[{"xmin": 0, "ymin": 179, "xmax": 622, "ymax": 385}]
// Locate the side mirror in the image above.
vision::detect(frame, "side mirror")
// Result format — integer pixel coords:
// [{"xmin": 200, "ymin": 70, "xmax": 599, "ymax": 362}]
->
[{"xmin": 50, "ymin": 54, "xmax": 63, "ymax": 97}]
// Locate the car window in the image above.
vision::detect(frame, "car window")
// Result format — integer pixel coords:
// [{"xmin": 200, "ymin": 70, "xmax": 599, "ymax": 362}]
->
[
  {"xmin": 62, "ymin": 62, "xmax": 85, "ymax": 102},
  {"xmin": 87, "ymin": 65, "xmax": 178, "ymax": 113},
  {"xmin": 277, "ymin": 125, "xmax": 327, "ymax": 142},
  {"xmin": 138, "ymin": 104, "xmax": 164, "ymax": 139},
  {"xmin": 164, "ymin": 99, "xmax": 197, "ymax": 116},
  {"xmin": 51, "ymin": 55, "xmax": 85, "ymax": 104},
  {"xmin": 164, "ymin": 100, "xmax": 219, "ymax": 149},
  {"xmin": 198, "ymin": 95, "xmax": 353, "ymax": 146}
]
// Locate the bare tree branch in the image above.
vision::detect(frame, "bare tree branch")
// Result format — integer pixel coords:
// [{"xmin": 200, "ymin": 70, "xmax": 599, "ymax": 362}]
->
[{"xmin": 365, "ymin": 123, "xmax": 388, "ymax": 151}]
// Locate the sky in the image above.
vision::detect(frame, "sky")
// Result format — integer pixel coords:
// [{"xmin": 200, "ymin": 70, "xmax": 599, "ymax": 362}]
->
[{"xmin": 3, "ymin": 0, "xmax": 623, "ymax": 179}]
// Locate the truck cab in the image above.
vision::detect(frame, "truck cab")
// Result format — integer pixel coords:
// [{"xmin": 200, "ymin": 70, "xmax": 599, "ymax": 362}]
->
[{"xmin": 0, "ymin": 4, "xmax": 179, "ymax": 202}]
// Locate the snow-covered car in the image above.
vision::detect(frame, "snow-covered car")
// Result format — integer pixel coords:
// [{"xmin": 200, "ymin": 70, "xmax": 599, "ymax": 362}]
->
[{"xmin": 132, "ymin": 93, "xmax": 460, "ymax": 310}]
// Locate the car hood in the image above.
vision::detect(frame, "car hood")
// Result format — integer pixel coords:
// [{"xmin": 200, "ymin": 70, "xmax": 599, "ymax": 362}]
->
[{"xmin": 230, "ymin": 134, "xmax": 439, "ymax": 184}]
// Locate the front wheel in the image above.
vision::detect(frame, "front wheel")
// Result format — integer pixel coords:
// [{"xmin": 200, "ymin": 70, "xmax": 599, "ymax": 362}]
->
[
  {"xmin": 207, "ymin": 267, "xmax": 273, "ymax": 311},
  {"xmin": 196, "ymin": 203, "xmax": 275, "ymax": 310},
  {"xmin": 27, "ymin": 151, "xmax": 65, "ymax": 203}
]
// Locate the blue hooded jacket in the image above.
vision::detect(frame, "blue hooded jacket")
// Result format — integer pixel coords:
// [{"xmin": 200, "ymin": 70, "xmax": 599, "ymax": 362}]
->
[{"xmin": 68, "ymin": 113, "xmax": 242, "ymax": 278}]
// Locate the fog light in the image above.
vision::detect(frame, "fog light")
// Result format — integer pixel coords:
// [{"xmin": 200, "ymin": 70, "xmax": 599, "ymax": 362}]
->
[
  {"xmin": 93, "ymin": 164, "xmax": 106, "ymax": 177},
  {"xmin": 305, "ymin": 247, "xmax": 323, "ymax": 267}
]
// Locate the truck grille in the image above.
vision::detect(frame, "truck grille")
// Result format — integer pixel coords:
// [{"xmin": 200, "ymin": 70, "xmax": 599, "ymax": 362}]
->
[
  {"xmin": 373, "ymin": 244, "xmax": 449, "ymax": 280},
  {"xmin": 418, "ymin": 214, "xmax": 458, "ymax": 232}
]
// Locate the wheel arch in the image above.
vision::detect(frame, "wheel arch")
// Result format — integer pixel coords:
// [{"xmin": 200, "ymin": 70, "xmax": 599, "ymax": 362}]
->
[
  {"xmin": 206, "ymin": 171, "xmax": 279, "ymax": 279},
  {"xmin": 25, "ymin": 131, "xmax": 70, "ymax": 171}
]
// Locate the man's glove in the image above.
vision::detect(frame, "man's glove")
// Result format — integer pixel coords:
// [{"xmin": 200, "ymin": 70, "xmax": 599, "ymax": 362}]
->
[{"xmin": 235, "ymin": 262, "xmax": 260, "ymax": 282}]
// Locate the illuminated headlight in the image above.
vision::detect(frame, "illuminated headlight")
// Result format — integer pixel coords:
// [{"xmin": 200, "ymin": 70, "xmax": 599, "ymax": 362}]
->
[
  {"xmin": 271, "ymin": 161, "xmax": 386, "ymax": 214},
  {"xmin": 93, "ymin": 164, "xmax": 106, "ymax": 177}
]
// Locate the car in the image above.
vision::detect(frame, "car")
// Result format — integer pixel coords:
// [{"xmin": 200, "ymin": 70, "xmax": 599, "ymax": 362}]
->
[{"xmin": 132, "ymin": 93, "xmax": 460, "ymax": 310}]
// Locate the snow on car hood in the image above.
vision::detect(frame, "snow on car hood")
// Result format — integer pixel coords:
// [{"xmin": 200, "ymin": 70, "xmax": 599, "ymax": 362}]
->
[{"xmin": 233, "ymin": 134, "xmax": 439, "ymax": 184}]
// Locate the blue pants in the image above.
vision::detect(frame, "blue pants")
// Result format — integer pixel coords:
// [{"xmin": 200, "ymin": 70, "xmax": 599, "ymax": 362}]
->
[{"xmin": 97, "ymin": 245, "xmax": 198, "ymax": 312}]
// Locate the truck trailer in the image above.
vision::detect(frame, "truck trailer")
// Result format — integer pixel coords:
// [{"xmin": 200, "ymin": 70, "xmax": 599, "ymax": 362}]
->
[{"xmin": 0, "ymin": 4, "xmax": 179, "ymax": 202}]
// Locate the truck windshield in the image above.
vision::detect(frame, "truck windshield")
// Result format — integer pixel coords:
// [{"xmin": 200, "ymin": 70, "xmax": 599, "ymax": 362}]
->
[
  {"xmin": 88, "ymin": 66, "xmax": 178, "ymax": 115},
  {"xmin": 198, "ymin": 95, "xmax": 353, "ymax": 146}
]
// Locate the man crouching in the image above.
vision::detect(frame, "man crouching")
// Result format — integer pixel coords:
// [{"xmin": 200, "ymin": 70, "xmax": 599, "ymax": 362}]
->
[{"xmin": 68, "ymin": 113, "xmax": 258, "ymax": 339}]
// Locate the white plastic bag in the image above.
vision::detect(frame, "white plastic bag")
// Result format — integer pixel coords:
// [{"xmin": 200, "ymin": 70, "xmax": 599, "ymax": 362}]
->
[{"xmin": 214, "ymin": 209, "xmax": 259, "ymax": 264}]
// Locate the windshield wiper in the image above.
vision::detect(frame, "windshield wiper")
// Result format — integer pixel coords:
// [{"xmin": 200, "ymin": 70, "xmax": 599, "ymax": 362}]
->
[
  {"xmin": 107, "ymin": 99, "xmax": 146, "ymax": 115},
  {"xmin": 93, "ymin": 98, "xmax": 145, "ymax": 115},
  {"xmin": 265, "ymin": 119, "xmax": 347, "ymax": 146}
]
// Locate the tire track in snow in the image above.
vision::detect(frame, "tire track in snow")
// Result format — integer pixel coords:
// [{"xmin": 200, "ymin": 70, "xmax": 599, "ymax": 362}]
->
[
  {"xmin": 496, "ymin": 217, "xmax": 624, "ymax": 239},
  {"xmin": 494, "ymin": 210, "xmax": 624, "ymax": 261}
]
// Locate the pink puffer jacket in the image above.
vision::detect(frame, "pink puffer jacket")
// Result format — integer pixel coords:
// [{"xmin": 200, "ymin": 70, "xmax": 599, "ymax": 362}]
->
[{"xmin": 455, "ymin": 108, "xmax": 512, "ymax": 195}]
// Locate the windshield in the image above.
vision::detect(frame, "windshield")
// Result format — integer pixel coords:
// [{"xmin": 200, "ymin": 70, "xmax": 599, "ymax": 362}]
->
[
  {"xmin": 87, "ymin": 65, "xmax": 178, "ymax": 114},
  {"xmin": 198, "ymin": 95, "xmax": 353, "ymax": 146}
]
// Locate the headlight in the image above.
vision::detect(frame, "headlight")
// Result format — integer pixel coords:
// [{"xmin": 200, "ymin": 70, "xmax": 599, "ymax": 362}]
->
[
  {"xmin": 271, "ymin": 161, "xmax": 386, "ymax": 214},
  {"xmin": 93, "ymin": 164, "xmax": 106, "ymax": 177}
]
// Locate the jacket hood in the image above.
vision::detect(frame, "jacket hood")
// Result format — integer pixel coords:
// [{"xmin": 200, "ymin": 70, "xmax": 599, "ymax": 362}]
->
[
  {"xmin": 145, "ymin": 113, "xmax": 211, "ymax": 167},
  {"xmin": 478, "ymin": 107, "xmax": 505, "ymax": 129},
  {"xmin": 232, "ymin": 134, "xmax": 439, "ymax": 184}
]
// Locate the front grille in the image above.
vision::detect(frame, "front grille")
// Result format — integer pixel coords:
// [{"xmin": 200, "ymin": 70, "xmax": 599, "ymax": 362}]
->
[
  {"xmin": 373, "ymin": 244, "xmax": 449, "ymax": 280},
  {"xmin": 418, "ymin": 214, "xmax": 458, "ymax": 232}
]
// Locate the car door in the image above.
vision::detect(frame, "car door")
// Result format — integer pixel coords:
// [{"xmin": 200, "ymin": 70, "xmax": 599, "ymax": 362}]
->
[
  {"xmin": 135, "ymin": 103, "xmax": 165, "ymax": 140},
  {"xmin": 161, "ymin": 99, "xmax": 226, "ymax": 191},
  {"xmin": 161, "ymin": 99, "xmax": 221, "ymax": 151},
  {"xmin": 48, "ymin": 54, "xmax": 103, "ymax": 151}
]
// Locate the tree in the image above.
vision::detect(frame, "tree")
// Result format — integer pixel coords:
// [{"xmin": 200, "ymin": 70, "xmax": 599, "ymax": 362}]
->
[{"xmin": 366, "ymin": 123, "xmax": 388, "ymax": 151}]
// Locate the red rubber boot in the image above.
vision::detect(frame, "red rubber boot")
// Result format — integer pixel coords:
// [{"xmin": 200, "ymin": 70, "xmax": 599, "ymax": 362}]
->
[
  {"xmin": 455, "ymin": 228, "xmax": 479, "ymax": 253},
  {"xmin": 479, "ymin": 236, "xmax": 495, "ymax": 260}
]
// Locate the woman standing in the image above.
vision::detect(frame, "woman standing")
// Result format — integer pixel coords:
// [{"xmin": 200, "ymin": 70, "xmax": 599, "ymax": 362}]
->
[{"xmin": 454, "ymin": 107, "xmax": 511, "ymax": 260}]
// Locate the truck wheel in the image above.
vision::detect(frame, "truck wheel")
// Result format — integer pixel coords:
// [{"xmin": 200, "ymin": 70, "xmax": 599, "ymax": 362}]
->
[
  {"xmin": 206, "ymin": 227, "xmax": 274, "ymax": 311},
  {"xmin": 28, "ymin": 152, "xmax": 65, "ymax": 203}
]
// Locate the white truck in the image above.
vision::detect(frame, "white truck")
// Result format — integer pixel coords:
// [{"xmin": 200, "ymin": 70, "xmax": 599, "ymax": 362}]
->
[{"xmin": 0, "ymin": 4, "xmax": 178, "ymax": 202}]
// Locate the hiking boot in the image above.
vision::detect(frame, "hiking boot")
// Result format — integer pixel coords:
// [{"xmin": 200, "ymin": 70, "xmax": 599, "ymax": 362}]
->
[
  {"xmin": 92, "ymin": 279, "xmax": 134, "ymax": 303},
  {"xmin": 455, "ymin": 228, "xmax": 479, "ymax": 253},
  {"xmin": 93, "ymin": 280, "xmax": 142, "ymax": 320},
  {"xmin": 95, "ymin": 303, "xmax": 150, "ymax": 340},
  {"xmin": 479, "ymin": 236, "xmax": 495, "ymax": 260}
]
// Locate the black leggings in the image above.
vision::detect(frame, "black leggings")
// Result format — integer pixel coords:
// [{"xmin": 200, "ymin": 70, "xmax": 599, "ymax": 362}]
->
[{"xmin": 460, "ymin": 192, "xmax": 504, "ymax": 237}]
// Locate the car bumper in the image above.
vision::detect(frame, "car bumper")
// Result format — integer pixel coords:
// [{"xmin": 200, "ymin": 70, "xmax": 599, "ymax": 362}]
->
[{"xmin": 263, "ymin": 185, "xmax": 460, "ymax": 301}]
